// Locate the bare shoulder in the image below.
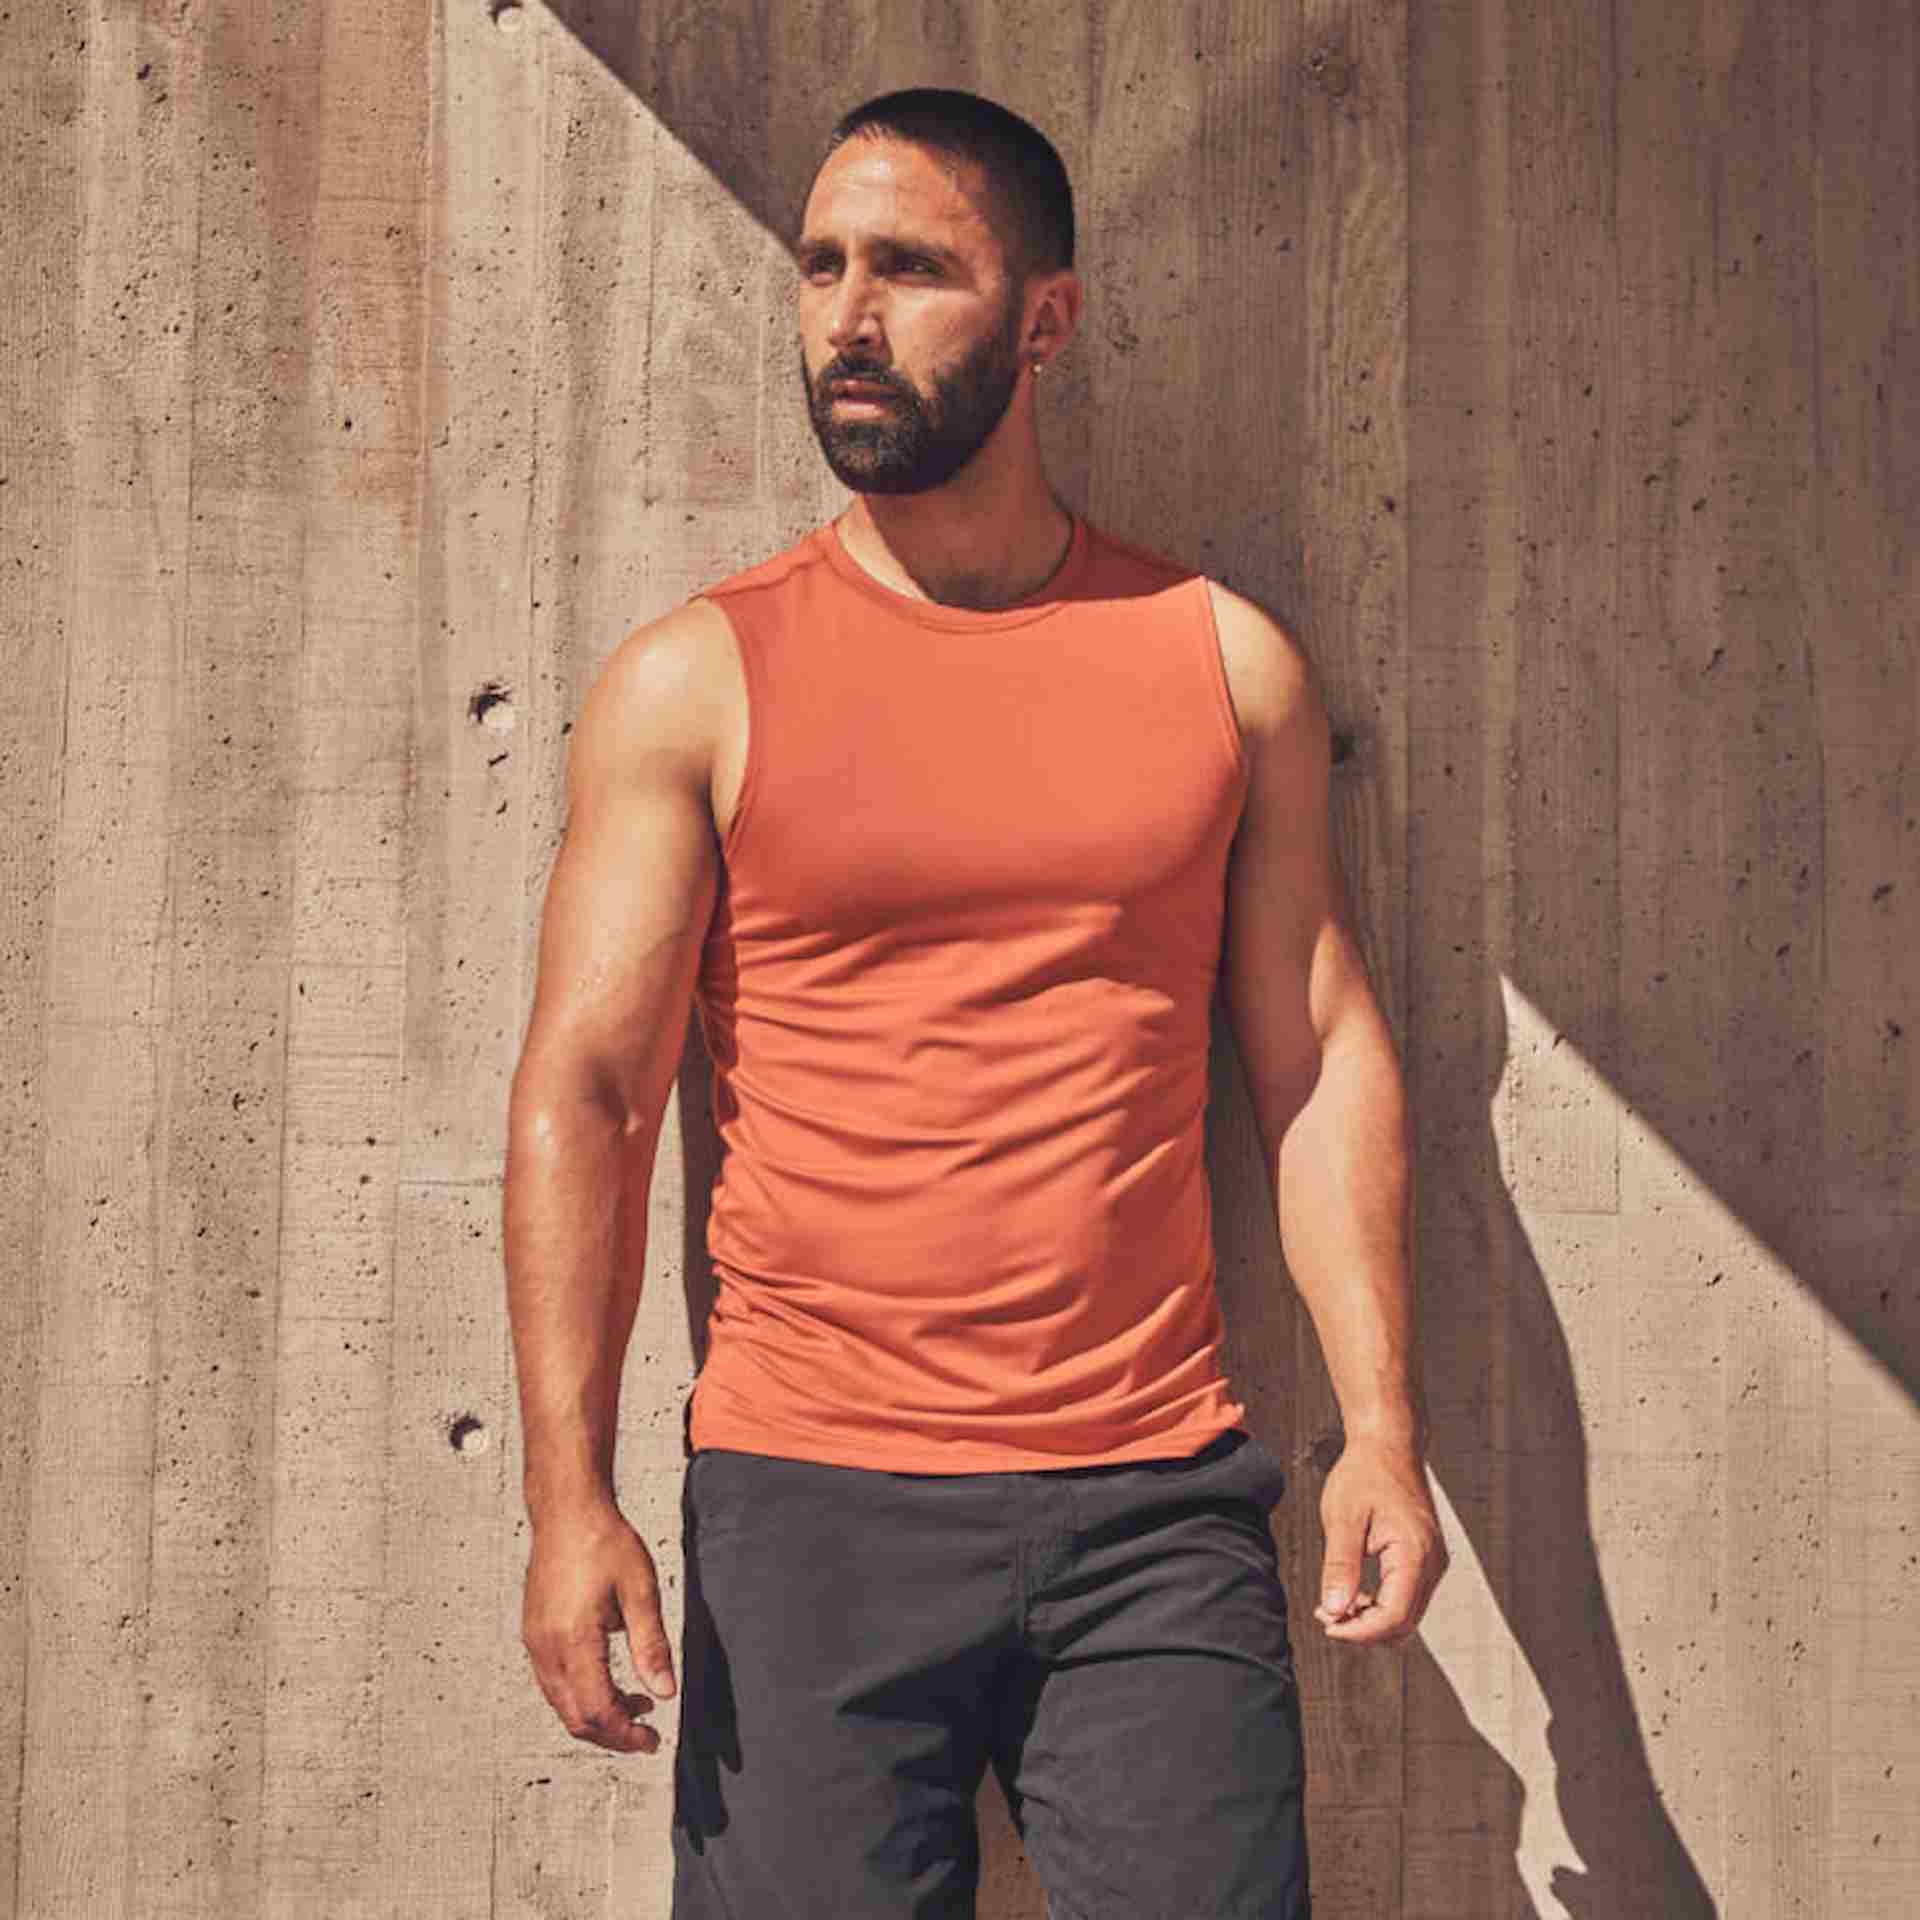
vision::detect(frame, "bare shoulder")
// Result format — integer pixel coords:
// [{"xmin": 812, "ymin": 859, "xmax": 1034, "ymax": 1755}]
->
[
  {"xmin": 1203, "ymin": 579, "xmax": 1328, "ymax": 767},
  {"xmin": 567, "ymin": 597, "xmax": 742, "ymax": 801}
]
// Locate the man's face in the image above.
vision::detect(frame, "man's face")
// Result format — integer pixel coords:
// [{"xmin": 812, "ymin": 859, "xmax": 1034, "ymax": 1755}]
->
[{"xmin": 795, "ymin": 139, "xmax": 1028, "ymax": 496}]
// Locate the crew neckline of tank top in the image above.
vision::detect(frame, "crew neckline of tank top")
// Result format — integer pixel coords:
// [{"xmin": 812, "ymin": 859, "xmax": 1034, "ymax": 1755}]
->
[{"xmin": 816, "ymin": 511, "xmax": 1093, "ymax": 630}]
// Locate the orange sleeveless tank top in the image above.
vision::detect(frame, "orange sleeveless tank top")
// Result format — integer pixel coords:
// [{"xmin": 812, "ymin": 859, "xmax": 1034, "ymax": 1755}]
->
[{"xmin": 686, "ymin": 513, "xmax": 1252, "ymax": 1471}]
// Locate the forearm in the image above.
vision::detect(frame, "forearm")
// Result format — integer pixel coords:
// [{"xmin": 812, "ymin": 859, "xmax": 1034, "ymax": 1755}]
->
[
  {"xmin": 1270, "ymin": 1017, "xmax": 1424, "ymax": 1454},
  {"xmin": 504, "ymin": 1072, "xmax": 659, "ymax": 1529}
]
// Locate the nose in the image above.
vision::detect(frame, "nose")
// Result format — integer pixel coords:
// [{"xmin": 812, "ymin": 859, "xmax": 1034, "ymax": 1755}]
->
[{"xmin": 824, "ymin": 264, "xmax": 884, "ymax": 359}]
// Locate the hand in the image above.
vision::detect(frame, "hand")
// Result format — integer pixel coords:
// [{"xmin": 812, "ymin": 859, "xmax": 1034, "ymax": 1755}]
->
[
  {"xmin": 1312, "ymin": 1435, "xmax": 1448, "ymax": 1644},
  {"xmin": 521, "ymin": 1502, "xmax": 677, "ymax": 1754}
]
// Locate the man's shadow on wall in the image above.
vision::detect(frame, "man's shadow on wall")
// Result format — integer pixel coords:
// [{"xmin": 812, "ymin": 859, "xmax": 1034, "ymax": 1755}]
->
[{"xmin": 1200, "ymin": 967, "xmax": 1723, "ymax": 1920}]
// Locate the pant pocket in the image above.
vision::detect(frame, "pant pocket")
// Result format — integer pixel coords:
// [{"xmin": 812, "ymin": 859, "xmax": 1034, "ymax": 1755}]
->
[{"xmin": 1236, "ymin": 1431, "xmax": 1289, "ymax": 1514}]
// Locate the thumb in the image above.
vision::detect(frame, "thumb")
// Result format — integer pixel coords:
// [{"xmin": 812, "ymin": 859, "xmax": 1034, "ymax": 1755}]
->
[
  {"xmin": 618, "ymin": 1577, "xmax": 676, "ymax": 1698},
  {"xmin": 1317, "ymin": 1504, "xmax": 1368, "ymax": 1620}
]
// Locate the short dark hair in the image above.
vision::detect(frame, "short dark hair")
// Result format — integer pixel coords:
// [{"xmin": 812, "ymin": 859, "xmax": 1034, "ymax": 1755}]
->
[{"xmin": 821, "ymin": 88, "xmax": 1075, "ymax": 284}]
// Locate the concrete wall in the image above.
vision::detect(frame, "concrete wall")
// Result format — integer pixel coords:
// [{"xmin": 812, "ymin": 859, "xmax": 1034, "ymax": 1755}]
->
[{"xmin": 3, "ymin": 1, "xmax": 1913, "ymax": 1914}]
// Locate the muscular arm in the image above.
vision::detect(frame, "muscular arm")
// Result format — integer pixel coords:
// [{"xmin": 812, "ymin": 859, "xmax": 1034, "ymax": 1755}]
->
[
  {"xmin": 1211, "ymin": 582, "xmax": 1446, "ymax": 1644},
  {"xmin": 503, "ymin": 597, "xmax": 736, "ymax": 1749}
]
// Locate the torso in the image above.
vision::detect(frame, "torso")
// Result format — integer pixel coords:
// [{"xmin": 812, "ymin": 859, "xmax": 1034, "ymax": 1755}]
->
[{"xmin": 682, "ymin": 516, "xmax": 1258, "ymax": 1471}]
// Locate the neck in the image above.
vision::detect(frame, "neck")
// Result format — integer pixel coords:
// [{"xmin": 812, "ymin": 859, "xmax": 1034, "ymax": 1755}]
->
[{"xmin": 838, "ymin": 415, "xmax": 1072, "ymax": 611}]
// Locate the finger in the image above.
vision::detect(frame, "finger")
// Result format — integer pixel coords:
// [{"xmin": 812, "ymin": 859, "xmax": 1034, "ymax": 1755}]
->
[
  {"xmin": 1324, "ymin": 1554, "xmax": 1425, "ymax": 1645},
  {"xmin": 557, "ymin": 1635, "xmax": 658, "ymax": 1753},
  {"xmin": 1317, "ymin": 1585, "xmax": 1379, "ymax": 1629},
  {"xmin": 609, "ymin": 1688, "xmax": 666, "ymax": 1742},
  {"xmin": 1314, "ymin": 1508, "xmax": 1369, "ymax": 1622},
  {"xmin": 1322, "ymin": 1608, "xmax": 1399, "ymax": 1644},
  {"xmin": 1368, "ymin": 1557, "xmax": 1419, "ymax": 1634},
  {"xmin": 570, "ymin": 1692, "xmax": 661, "ymax": 1754},
  {"xmin": 569, "ymin": 1691, "xmax": 660, "ymax": 1753},
  {"xmin": 618, "ymin": 1578, "xmax": 677, "ymax": 1698}
]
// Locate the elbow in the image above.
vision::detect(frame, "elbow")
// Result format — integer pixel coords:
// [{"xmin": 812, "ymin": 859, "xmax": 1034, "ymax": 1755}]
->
[
  {"xmin": 1243, "ymin": 1044, "xmax": 1326, "ymax": 1167},
  {"xmin": 1280, "ymin": 1014, "xmax": 1411, "ymax": 1164},
  {"xmin": 509, "ymin": 1050, "xmax": 657, "ymax": 1152}
]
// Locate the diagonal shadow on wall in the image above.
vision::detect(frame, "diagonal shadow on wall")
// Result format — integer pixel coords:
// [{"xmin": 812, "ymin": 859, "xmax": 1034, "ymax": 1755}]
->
[
  {"xmin": 538, "ymin": 1, "xmax": 1919, "ymax": 1414},
  {"xmin": 522, "ymin": 4, "xmax": 1915, "ymax": 1915}
]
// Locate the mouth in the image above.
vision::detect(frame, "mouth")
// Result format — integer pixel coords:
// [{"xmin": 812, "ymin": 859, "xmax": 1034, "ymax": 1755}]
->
[{"xmin": 827, "ymin": 379, "xmax": 901, "ymax": 405}]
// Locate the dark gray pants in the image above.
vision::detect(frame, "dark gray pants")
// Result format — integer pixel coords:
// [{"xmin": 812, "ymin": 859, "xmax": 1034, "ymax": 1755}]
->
[{"xmin": 669, "ymin": 1424, "xmax": 1309, "ymax": 1919}]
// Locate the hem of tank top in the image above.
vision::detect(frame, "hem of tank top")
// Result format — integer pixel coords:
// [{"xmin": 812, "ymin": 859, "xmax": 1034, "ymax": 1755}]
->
[
  {"xmin": 684, "ymin": 1409, "xmax": 1252, "ymax": 1476},
  {"xmin": 814, "ymin": 511, "xmax": 1096, "ymax": 630},
  {"xmin": 689, "ymin": 592, "xmax": 762, "ymax": 866},
  {"xmin": 1191, "ymin": 575, "xmax": 1252, "ymax": 784}
]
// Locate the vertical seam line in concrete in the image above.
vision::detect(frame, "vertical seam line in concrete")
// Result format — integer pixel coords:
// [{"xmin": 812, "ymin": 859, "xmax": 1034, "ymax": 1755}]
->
[
  {"xmin": 261, "ymin": 0, "xmax": 334, "ymax": 1879},
  {"xmin": 517, "ymin": 0, "xmax": 552, "ymax": 1066},
  {"xmin": 12, "ymin": 0, "xmax": 92, "ymax": 1888},
  {"xmin": 132, "ymin": 1, "xmax": 205, "ymax": 1905},
  {"xmin": 1804, "ymin": 9, "xmax": 1835, "ymax": 1871},
  {"xmin": 1604, "ymin": 0, "xmax": 1625, "ymax": 1221},
  {"xmin": 1395, "ymin": 9, "xmax": 1416, "ymax": 1905},
  {"xmin": 397, "ymin": 0, "xmax": 453, "ymax": 1904},
  {"xmin": 498, "ymin": 6, "xmax": 552, "ymax": 1912}
]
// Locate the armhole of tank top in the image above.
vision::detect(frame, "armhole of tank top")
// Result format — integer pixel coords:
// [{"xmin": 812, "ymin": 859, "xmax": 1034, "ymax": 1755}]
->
[
  {"xmin": 696, "ymin": 592, "xmax": 762, "ymax": 866},
  {"xmin": 1192, "ymin": 577, "xmax": 1251, "ymax": 785}
]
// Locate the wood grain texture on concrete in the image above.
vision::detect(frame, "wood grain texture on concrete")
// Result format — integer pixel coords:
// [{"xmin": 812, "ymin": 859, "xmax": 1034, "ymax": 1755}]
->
[
  {"xmin": 3, "ymin": 2, "xmax": 1915, "ymax": 1916},
  {"xmin": 1813, "ymin": 3, "xmax": 1920, "ymax": 1911},
  {"xmin": 0, "ymin": 0, "xmax": 88, "ymax": 1910},
  {"xmin": 1405, "ymin": 7, "xmax": 1527, "ymax": 1912}
]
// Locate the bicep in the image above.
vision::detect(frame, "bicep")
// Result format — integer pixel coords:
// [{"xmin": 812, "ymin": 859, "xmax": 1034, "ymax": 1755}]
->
[
  {"xmin": 514, "ymin": 609, "xmax": 725, "ymax": 1125},
  {"xmin": 1216, "ymin": 597, "xmax": 1381, "ymax": 1137}
]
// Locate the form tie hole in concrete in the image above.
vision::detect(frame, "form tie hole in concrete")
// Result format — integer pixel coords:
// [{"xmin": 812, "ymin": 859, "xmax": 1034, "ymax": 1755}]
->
[
  {"xmin": 469, "ymin": 679, "xmax": 516, "ymax": 732},
  {"xmin": 490, "ymin": 2, "xmax": 526, "ymax": 33},
  {"xmin": 449, "ymin": 1413, "xmax": 490, "ymax": 1455},
  {"xmin": 1306, "ymin": 46, "xmax": 1354, "ymax": 98}
]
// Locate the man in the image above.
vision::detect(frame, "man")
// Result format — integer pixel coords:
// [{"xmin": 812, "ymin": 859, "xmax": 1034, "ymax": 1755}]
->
[{"xmin": 506, "ymin": 88, "xmax": 1445, "ymax": 1920}]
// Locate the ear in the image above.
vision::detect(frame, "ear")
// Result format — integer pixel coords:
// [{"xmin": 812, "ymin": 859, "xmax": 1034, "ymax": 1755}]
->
[{"xmin": 1022, "ymin": 267, "xmax": 1083, "ymax": 370}]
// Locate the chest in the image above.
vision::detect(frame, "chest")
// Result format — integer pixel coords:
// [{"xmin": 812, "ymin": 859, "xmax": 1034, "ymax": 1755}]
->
[{"xmin": 723, "ymin": 619, "xmax": 1245, "ymax": 934}]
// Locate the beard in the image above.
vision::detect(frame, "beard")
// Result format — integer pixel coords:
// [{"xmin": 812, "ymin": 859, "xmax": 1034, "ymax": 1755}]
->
[{"xmin": 801, "ymin": 303, "xmax": 1025, "ymax": 497}]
